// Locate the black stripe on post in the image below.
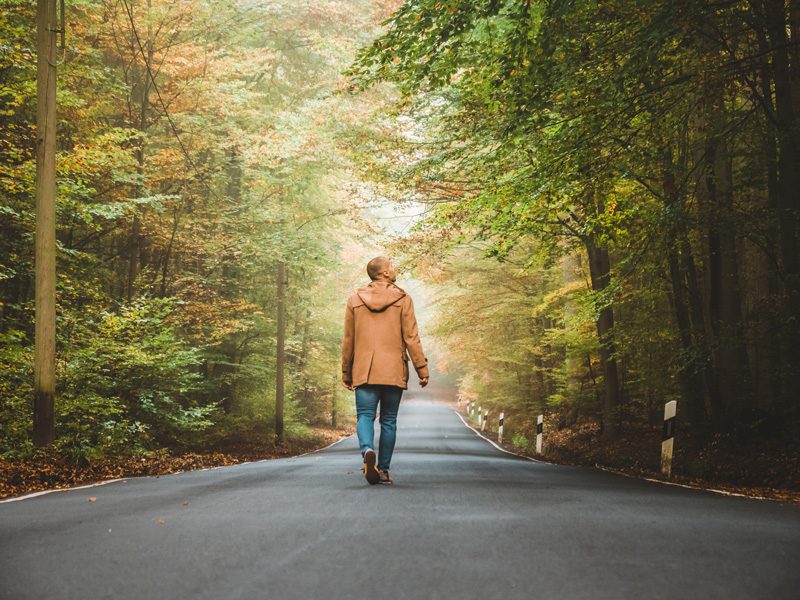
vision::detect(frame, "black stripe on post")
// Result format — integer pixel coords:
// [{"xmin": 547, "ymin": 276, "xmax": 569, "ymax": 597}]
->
[
  {"xmin": 536, "ymin": 422, "xmax": 543, "ymax": 435},
  {"xmin": 662, "ymin": 416, "xmax": 676, "ymax": 441},
  {"xmin": 499, "ymin": 417, "xmax": 504, "ymax": 427}
]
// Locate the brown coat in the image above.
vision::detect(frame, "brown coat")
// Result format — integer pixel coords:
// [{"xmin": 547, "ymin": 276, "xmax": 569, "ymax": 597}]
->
[{"xmin": 341, "ymin": 280, "xmax": 429, "ymax": 390}]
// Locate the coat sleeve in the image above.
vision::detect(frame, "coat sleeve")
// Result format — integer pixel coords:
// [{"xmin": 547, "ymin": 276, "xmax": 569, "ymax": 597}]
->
[
  {"xmin": 401, "ymin": 295, "xmax": 429, "ymax": 379},
  {"xmin": 341, "ymin": 296, "xmax": 355, "ymax": 383}
]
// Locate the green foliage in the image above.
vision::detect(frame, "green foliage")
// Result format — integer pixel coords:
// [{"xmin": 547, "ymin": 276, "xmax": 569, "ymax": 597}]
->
[
  {"xmin": 345, "ymin": 0, "xmax": 800, "ymax": 442},
  {"xmin": 55, "ymin": 393, "xmax": 145, "ymax": 465},
  {"xmin": 511, "ymin": 433, "xmax": 529, "ymax": 451},
  {"xmin": 0, "ymin": 329, "xmax": 33, "ymax": 458},
  {"xmin": 1, "ymin": 0, "xmax": 381, "ymax": 461},
  {"xmin": 1, "ymin": 297, "xmax": 220, "ymax": 462},
  {"xmin": 60, "ymin": 297, "xmax": 216, "ymax": 454}
]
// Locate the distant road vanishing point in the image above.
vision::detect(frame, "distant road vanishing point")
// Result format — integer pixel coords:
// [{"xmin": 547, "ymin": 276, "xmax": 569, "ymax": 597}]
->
[{"xmin": 2, "ymin": 397, "xmax": 799, "ymax": 599}]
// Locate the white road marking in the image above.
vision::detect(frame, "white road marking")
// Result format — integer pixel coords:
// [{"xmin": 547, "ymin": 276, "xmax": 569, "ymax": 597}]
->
[
  {"xmin": 453, "ymin": 407, "xmax": 777, "ymax": 502},
  {"xmin": 292, "ymin": 433, "xmax": 353, "ymax": 458},
  {"xmin": 594, "ymin": 465, "xmax": 776, "ymax": 502},
  {"xmin": 453, "ymin": 409, "xmax": 553, "ymax": 464},
  {"xmin": 0, "ymin": 433, "xmax": 355, "ymax": 504},
  {"xmin": 0, "ymin": 477, "xmax": 127, "ymax": 504}
]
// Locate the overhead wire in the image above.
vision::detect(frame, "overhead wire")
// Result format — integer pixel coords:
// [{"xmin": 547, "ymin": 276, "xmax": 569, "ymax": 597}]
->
[{"xmin": 119, "ymin": 0, "xmax": 224, "ymax": 202}]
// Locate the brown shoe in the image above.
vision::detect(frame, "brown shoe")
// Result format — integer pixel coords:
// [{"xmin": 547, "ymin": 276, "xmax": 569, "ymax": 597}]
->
[
  {"xmin": 363, "ymin": 448, "xmax": 380, "ymax": 485},
  {"xmin": 378, "ymin": 469, "xmax": 395, "ymax": 484}
]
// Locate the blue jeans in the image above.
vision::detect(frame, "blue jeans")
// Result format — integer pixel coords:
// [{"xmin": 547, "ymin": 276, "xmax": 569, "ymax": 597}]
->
[{"xmin": 355, "ymin": 384, "xmax": 403, "ymax": 472}]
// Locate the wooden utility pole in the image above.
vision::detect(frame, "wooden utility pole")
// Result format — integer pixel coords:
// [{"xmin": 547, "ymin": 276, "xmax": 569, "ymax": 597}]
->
[
  {"xmin": 33, "ymin": 0, "xmax": 58, "ymax": 447},
  {"xmin": 275, "ymin": 260, "xmax": 287, "ymax": 444}
]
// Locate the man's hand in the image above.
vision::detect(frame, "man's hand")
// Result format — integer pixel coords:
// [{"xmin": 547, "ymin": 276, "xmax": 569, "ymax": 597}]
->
[
  {"xmin": 342, "ymin": 378, "xmax": 354, "ymax": 391},
  {"xmin": 419, "ymin": 376, "xmax": 429, "ymax": 388}
]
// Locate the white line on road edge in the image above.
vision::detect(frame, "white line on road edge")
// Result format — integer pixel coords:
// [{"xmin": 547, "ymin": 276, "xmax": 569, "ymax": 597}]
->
[
  {"xmin": 0, "ymin": 477, "xmax": 127, "ymax": 504},
  {"xmin": 176, "ymin": 431, "xmax": 354, "ymax": 468},
  {"xmin": 453, "ymin": 410, "xmax": 553, "ymax": 465},
  {"xmin": 292, "ymin": 432, "xmax": 353, "ymax": 458},
  {"xmin": 454, "ymin": 408, "xmax": 782, "ymax": 502},
  {"xmin": 0, "ymin": 433, "xmax": 355, "ymax": 504},
  {"xmin": 593, "ymin": 465, "xmax": 778, "ymax": 502}
]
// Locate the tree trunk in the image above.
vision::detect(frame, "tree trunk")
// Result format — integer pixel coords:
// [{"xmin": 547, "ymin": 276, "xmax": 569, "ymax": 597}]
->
[
  {"xmin": 297, "ymin": 308, "xmax": 311, "ymax": 372},
  {"xmin": 561, "ymin": 249, "xmax": 583, "ymax": 422},
  {"xmin": 763, "ymin": 0, "xmax": 800, "ymax": 431},
  {"xmin": 584, "ymin": 230, "xmax": 621, "ymax": 441},
  {"xmin": 754, "ymin": 40, "xmax": 784, "ymax": 411},
  {"xmin": 127, "ymin": 0, "xmax": 153, "ymax": 299},
  {"xmin": 33, "ymin": 0, "xmax": 58, "ymax": 447},
  {"xmin": 704, "ymin": 77, "xmax": 751, "ymax": 429},
  {"xmin": 275, "ymin": 260, "xmax": 287, "ymax": 444},
  {"xmin": 662, "ymin": 146, "xmax": 712, "ymax": 425}
]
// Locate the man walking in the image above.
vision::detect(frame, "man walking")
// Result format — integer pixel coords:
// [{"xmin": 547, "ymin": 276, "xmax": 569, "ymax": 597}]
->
[{"xmin": 341, "ymin": 256, "xmax": 430, "ymax": 485}]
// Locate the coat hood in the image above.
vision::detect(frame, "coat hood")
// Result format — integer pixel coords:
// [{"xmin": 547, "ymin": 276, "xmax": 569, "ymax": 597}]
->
[{"xmin": 356, "ymin": 280, "xmax": 406, "ymax": 312}]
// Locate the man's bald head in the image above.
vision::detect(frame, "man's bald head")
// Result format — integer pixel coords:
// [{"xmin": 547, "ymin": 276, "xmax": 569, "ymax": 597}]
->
[{"xmin": 367, "ymin": 256, "xmax": 394, "ymax": 281}]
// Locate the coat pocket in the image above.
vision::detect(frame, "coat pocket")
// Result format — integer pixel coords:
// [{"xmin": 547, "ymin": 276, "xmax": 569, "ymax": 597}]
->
[{"xmin": 353, "ymin": 349, "xmax": 375, "ymax": 384}]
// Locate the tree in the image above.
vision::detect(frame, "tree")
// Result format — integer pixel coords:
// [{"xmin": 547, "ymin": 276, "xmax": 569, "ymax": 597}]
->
[{"xmin": 344, "ymin": 0, "xmax": 800, "ymax": 443}]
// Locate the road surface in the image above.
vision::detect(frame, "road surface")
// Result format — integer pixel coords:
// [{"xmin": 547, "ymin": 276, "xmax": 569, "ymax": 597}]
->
[{"xmin": 2, "ymin": 397, "xmax": 799, "ymax": 599}]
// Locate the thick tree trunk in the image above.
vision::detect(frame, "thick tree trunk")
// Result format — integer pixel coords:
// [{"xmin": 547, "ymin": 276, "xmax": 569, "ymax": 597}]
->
[
  {"xmin": 763, "ymin": 0, "xmax": 800, "ymax": 432},
  {"xmin": 584, "ymin": 231, "xmax": 621, "ymax": 441},
  {"xmin": 703, "ymin": 79, "xmax": 751, "ymax": 429},
  {"xmin": 680, "ymin": 232, "xmax": 720, "ymax": 421},
  {"xmin": 753, "ymin": 44, "xmax": 785, "ymax": 410},
  {"xmin": 33, "ymin": 0, "xmax": 58, "ymax": 447}
]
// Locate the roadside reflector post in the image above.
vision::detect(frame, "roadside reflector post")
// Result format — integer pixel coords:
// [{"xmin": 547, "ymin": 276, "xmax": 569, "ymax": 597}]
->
[
  {"xmin": 477, "ymin": 405, "xmax": 482, "ymax": 426},
  {"xmin": 481, "ymin": 410, "xmax": 488, "ymax": 432},
  {"xmin": 535, "ymin": 414, "xmax": 543, "ymax": 454},
  {"xmin": 661, "ymin": 400, "xmax": 677, "ymax": 478},
  {"xmin": 498, "ymin": 411, "xmax": 504, "ymax": 443}
]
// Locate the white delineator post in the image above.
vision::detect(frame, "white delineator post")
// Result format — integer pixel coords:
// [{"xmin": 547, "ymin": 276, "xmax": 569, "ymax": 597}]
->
[
  {"xmin": 535, "ymin": 414, "xmax": 543, "ymax": 454},
  {"xmin": 661, "ymin": 400, "xmax": 677, "ymax": 478},
  {"xmin": 481, "ymin": 410, "xmax": 488, "ymax": 432},
  {"xmin": 498, "ymin": 411, "xmax": 504, "ymax": 443},
  {"xmin": 477, "ymin": 406, "xmax": 482, "ymax": 426}
]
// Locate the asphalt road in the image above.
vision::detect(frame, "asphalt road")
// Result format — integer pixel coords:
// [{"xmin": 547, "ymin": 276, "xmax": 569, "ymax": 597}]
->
[{"xmin": 1, "ymin": 397, "xmax": 799, "ymax": 599}]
